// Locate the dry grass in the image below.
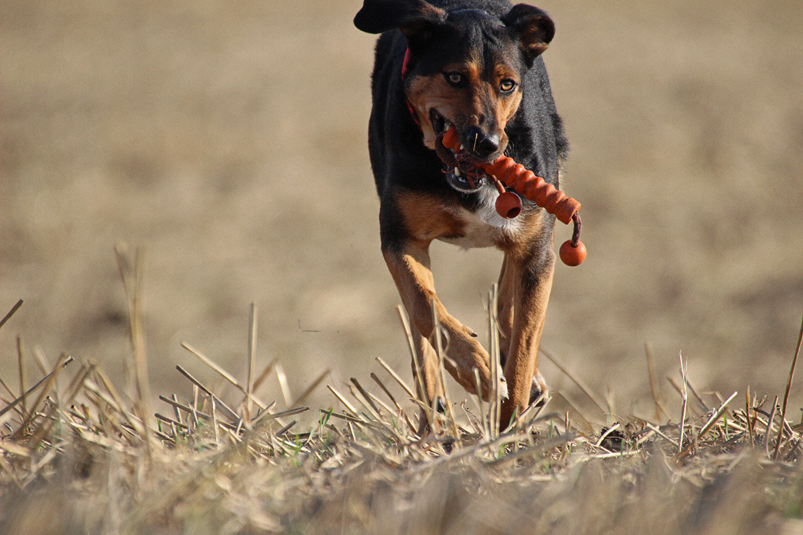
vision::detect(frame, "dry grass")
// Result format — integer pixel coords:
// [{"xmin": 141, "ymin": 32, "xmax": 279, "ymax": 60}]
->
[{"xmin": 2, "ymin": 263, "xmax": 803, "ymax": 535}]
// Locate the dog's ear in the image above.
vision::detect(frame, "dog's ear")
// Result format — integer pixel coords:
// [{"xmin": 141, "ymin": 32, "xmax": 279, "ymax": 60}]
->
[
  {"xmin": 354, "ymin": 0, "xmax": 447, "ymax": 41},
  {"xmin": 502, "ymin": 4, "xmax": 555, "ymax": 66}
]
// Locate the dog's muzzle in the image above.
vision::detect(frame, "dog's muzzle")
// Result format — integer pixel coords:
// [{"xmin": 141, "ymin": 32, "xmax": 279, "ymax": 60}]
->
[{"xmin": 431, "ymin": 110, "xmax": 491, "ymax": 193}]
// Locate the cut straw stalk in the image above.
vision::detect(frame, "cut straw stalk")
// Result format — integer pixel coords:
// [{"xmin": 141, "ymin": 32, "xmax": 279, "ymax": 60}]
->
[
  {"xmin": 180, "ymin": 343, "xmax": 271, "ymax": 411},
  {"xmin": 158, "ymin": 395, "xmax": 242, "ymax": 432},
  {"xmin": 17, "ymin": 337, "xmax": 27, "ymax": 419},
  {"xmin": 512, "ymin": 392, "xmax": 550, "ymax": 431},
  {"xmin": 347, "ymin": 381, "xmax": 407, "ymax": 443},
  {"xmin": 474, "ymin": 364, "xmax": 488, "ymax": 441},
  {"xmin": 10, "ymin": 353, "xmax": 71, "ymax": 440},
  {"xmin": 246, "ymin": 302, "xmax": 257, "ymax": 422},
  {"xmin": 350, "ymin": 377, "xmax": 381, "ymax": 416},
  {"xmin": 540, "ymin": 347, "xmax": 607, "ymax": 417},
  {"xmin": 252, "ymin": 358, "xmax": 277, "ymax": 393},
  {"xmin": 365, "ymin": 390, "xmax": 397, "ymax": 420},
  {"xmin": 327, "ymin": 384, "xmax": 361, "ymax": 419},
  {"xmin": 487, "ymin": 284, "xmax": 500, "ymax": 437},
  {"xmin": 274, "ymin": 363, "xmax": 293, "ymax": 408},
  {"xmin": 83, "ymin": 375, "xmax": 145, "ymax": 439},
  {"xmin": 370, "ymin": 371, "xmax": 417, "ymax": 431},
  {"xmin": 396, "ymin": 305, "xmax": 434, "ymax": 433},
  {"xmin": 645, "ymin": 422, "xmax": 679, "ymax": 449},
  {"xmin": 0, "ymin": 375, "xmax": 18, "ymax": 408},
  {"xmin": 0, "ymin": 356, "xmax": 74, "ymax": 420},
  {"xmin": 252, "ymin": 406, "xmax": 308, "ymax": 428},
  {"xmin": 32, "ymin": 347, "xmax": 51, "ymax": 376},
  {"xmin": 774, "ymin": 314, "xmax": 803, "ymax": 460},
  {"xmin": 371, "ymin": 372, "xmax": 401, "ymax": 411},
  {"xmin": 745, "ymin": 387, "xmax": 755, "ymax": 448},
  {"xmin": 764, "ymin": 396, "xmax": 778, "ymax": 456},
  {"xmin": 678, "ymin": 352, "xmax": 689, "ymax": 454},
  {"xmin": 644, "ymin": 342, "xmax": 668, "ymax": 420},
  {"xmin": 678, "ymin": 391, "xmax": 738, "ymax": 458},
  {"xmin": 289, "ymin": 368, "xmax": 331, "ymax": 407},
  {"xmin": 594, "ymin": 423, "xmax": 621, "ymax": 449},
  {"xmin": 0, "ymin": 299, "xmax": 23, "ymax": 331},
  {"xmin": 666, "ymin": 376, "xmax": 709, "ymax": 415},
  {"xmin": 115, "ymin": 245, "xmax": 155, "ymax": 457},
  {"xmin": 431, "ymin": 298, "xmax": 461, "ymax": 440},
  {"xmin": 175, "ymin": 365, "xmax": 240, "ymax": 423},
  {"xmin": 31, "ymin": 361, "xmax": 95, "ymax": 448},
  {"xmin": 375, "ymin": 356, "xmax": 416, "ymax": 400}
]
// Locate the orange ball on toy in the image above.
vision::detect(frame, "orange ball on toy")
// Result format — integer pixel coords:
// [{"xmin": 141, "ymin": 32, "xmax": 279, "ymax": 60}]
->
[
  {"xmin": 495, "ymin": 191, "xmax": 522, "ymax": 219},
  {"xmin": 559, "ymin": 240, "xmax": 587, "ymax": 266}
]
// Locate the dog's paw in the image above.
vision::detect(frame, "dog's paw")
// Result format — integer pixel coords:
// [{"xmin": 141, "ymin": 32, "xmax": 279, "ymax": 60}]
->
[
  {"xmin": 528, "ymin": 371, "xmax": 549, "ymax": 406},
  {"xmin": 498, "ymin": 371, "xmax": 509, "ymax": 400},
  {"xmin": 435, "ymin": 396, "xmax": 446, "ymax": 414}
]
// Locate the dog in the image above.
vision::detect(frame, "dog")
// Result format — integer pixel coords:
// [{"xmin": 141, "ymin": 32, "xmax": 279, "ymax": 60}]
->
[{"xmin": 354, "ymin": 0, "xmax": 569, "ymax": 430}]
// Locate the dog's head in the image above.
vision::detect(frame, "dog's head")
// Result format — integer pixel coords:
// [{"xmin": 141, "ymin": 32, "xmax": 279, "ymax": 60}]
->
[{"xmin": 355, "ymin": 0, "xmax": 554, "ymax": 172}]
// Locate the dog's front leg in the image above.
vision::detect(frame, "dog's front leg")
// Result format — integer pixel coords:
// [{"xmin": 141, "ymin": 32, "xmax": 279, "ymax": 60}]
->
[
  {"xmin": 383, "ymin": 240, "xmax": 500, "ymax": 404},
  {"xmin": 498, "ymin": 245, "xmax": 556, "ymax": 429},
  {"xmin": 405, "ymin": 321, "xmax": 442, "ymax": 434}
]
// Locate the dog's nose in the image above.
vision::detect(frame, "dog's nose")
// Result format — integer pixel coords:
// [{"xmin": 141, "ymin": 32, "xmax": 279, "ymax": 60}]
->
[{"xmin": 465, "ymin": 126, "xmax": 500, "ymax": 159}]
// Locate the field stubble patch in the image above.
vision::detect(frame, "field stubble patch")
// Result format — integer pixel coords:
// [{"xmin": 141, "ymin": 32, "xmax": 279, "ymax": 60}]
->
[{"xmin": 1, "ymin": 253, "xmax": 803, "ymax": 534}]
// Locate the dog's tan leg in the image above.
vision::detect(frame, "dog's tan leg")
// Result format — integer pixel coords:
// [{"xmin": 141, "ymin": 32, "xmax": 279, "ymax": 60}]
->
[
  {"xmin": 407, "ymin": 322, "xmax": 443, "ymax": 434},
  {"xmin": 409, "ymin": 323, "xmax": 440, "ymax": 402},
  {"xmin": 496, "ymin": 255, "xmax": 515, "ymax": 368},
  {"xmin": 498, "ymin": 247, "xmax": 556, "ymax": 429},
  {"xmin": 383, "ymin": 241, "xmax": 498, "ymax": 401}
]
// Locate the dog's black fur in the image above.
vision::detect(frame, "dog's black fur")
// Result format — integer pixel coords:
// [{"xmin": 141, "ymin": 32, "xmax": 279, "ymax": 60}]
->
[
  {"xmin": 355, "ymin": 0, "xmax": 569, "ymax": 428},
  {"xmin": 360, "ymin": 0, "xmax": 567, "ymax": 207}
]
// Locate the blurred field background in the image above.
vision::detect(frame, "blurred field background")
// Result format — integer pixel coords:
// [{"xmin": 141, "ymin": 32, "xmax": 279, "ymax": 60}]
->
[{"xmin": 1, "ymin": 0, "xmax": 802, "ymax": 417}]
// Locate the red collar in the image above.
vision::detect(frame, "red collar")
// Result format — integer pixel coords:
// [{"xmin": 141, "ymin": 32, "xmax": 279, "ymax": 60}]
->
[
  {"xmin": 401, "ymin": 48, "xmax": 421, "ymax": 127},
  {"xmin": 401, "ymin": 47, "xmax": 413, "ymax": 78}
]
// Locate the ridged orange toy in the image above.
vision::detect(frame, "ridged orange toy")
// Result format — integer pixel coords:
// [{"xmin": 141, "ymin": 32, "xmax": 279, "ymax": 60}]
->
[{"xmin": 438, "ymin": 127, "xmax": 586, "ymax": 266}]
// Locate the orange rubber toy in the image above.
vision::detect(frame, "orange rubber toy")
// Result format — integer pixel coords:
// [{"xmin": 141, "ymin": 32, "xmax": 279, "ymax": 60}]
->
[{"xmin": 438, "ymin": 127, "xmax": 586, "ymax": 266}]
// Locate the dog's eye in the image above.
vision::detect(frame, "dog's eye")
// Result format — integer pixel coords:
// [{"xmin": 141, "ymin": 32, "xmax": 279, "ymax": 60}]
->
[
  {"xmin": 500, "ymin": 79, "xmax": 517, "ymax": 93},
  {"xmin": 445, "ymin": 72, "xmax": 465, "ymax": 87}
]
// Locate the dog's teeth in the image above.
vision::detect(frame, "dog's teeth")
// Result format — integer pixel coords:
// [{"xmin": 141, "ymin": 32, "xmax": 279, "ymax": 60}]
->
[
  {"xmin": 459, "ymin": 144, "xmax": 464, "ymax": 151},
  {"xmin": 454, "ymin": 168, "xmax": 460, "ymax": 177}
]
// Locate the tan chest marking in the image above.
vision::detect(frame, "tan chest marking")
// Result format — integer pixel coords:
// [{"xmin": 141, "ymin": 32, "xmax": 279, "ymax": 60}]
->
[{"xmin": 396, "ymin": 186, "xmax": 526, "ymax": 249}]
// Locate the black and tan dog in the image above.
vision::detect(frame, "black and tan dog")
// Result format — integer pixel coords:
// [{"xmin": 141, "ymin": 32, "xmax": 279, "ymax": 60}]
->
[{"xmin": 354, "ymin": 0, "xmax": 569, "ymax": 429}]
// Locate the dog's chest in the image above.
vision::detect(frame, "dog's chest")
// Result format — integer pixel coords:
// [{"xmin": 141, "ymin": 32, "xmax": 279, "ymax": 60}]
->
[{"xmin": 439, "ymin": 186, "xmax": 524, "ymax": 249}]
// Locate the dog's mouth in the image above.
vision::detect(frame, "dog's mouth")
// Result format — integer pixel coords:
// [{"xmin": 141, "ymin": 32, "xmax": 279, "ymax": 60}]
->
[
  {"xmin": 430, "ymin": 108, "xmax": 451, "ymax": 138},
  {"xmin": 444, "ymin": 164, "xmax": 486, "ymax": 193},
  {"xmin": 430, "ymin": 109, "xmax": 487, "ymax": 194}
]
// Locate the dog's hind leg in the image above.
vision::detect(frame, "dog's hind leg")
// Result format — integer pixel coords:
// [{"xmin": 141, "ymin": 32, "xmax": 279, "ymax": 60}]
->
[{"xmin": 498, "ymin": 245, "xmax": 556, "ymax": 429}]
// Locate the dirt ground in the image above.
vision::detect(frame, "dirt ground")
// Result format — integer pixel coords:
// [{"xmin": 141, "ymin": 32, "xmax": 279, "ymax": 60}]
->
[{"xmin": 2, "ymin": 0, "xmax": 802, "ymax": 419}]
